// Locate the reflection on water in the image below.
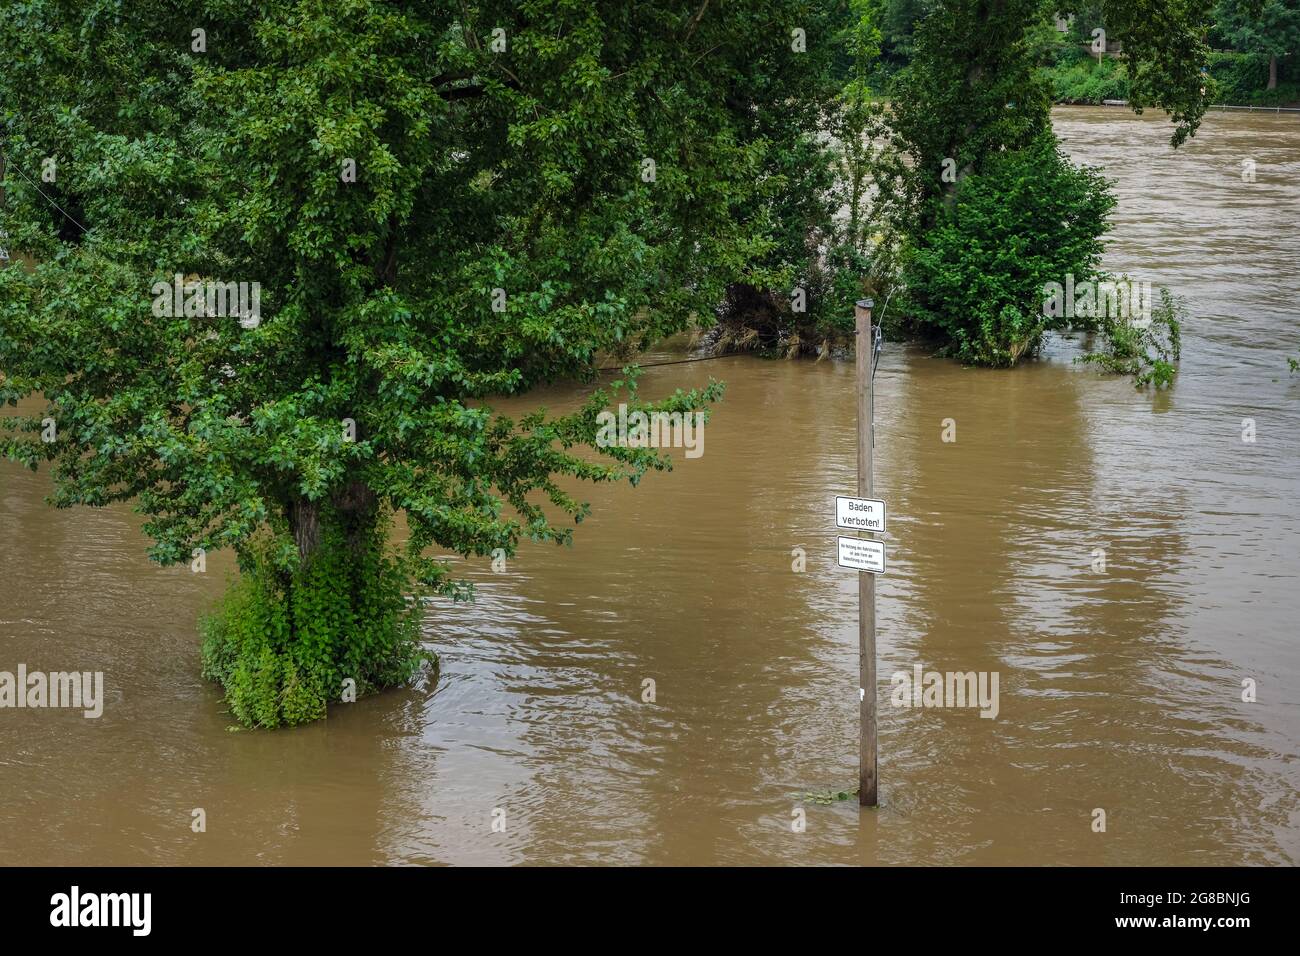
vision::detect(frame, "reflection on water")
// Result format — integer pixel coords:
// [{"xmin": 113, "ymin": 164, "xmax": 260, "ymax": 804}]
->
[{"xmin": 1, "ymin": 107, "xmax": 1297, "ymax": 865}]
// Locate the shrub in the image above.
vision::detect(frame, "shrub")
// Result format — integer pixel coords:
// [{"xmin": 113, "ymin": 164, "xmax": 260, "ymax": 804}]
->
[
  {"xmin": 1046, "ymin": 55, "xmax": 1131, "ymax": 104},
  {"xmin": 1079, "ymin": 286, "xmax": 1184, "ymax": 388},
  {"xmin": 200, "ymin": 519, "xmax": 431, "ymax": 729},
  {"xmin": 898, "ymin": 133, "xmax": 1116, "ymax": 366}
]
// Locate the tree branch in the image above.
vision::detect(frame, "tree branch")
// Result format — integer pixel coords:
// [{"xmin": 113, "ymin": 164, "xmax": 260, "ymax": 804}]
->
[{"xmin": 684, "ymin": 0, "xmax": 711, "ymax": 42}]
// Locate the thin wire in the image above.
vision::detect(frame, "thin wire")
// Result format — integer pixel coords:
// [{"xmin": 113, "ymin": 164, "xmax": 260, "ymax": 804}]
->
[
  {"xmin": 1, "ymin": 149, "xmax": 90, "ymax": 234},
  {"xmin": 596, "ymin": 353, "xmax": 742, "ymax": 372},
  {"xmin": 872, "ymin": 289, "xmax": 892, "ymax": 382}
]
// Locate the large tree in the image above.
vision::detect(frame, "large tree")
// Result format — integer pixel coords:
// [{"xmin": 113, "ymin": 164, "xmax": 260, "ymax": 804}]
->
[
  {"xmin": 886, "ymin": 0, "xmax": 1210, "ymax": 365},
  {"xmin": 0, "ymin": 0, "xmax": 841, "ymax": 725},
  {"xmin": 893, "ymin": 0, "xmax": 1215, "ymax": 215}
]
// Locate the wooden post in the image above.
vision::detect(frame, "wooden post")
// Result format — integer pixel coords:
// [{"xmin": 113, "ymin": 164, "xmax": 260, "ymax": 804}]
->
[{"xmin": 855, "ymin": 298, "xmax": 878, "ymax": 808}]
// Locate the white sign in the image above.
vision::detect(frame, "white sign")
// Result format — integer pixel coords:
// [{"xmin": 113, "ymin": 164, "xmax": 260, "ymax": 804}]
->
[
  {"xmin": 837, "ymin": 536, "xmax": 886, "ymax": 574},
  {"xmin": 835, "ymin": 495, "xmax": 886, "ymax": 533}
]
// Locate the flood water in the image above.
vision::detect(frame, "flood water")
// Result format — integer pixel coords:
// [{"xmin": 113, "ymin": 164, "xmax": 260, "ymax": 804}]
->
[{"xmin": 2, "ymin": 107, "xmax": 1298, "ymax": 865}]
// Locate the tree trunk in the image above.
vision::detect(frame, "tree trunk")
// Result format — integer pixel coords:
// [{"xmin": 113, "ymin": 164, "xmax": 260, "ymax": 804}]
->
[
  {"xmin": 945, "ymin": 63, "xmax": 983, "ymax": 212},
  {"xmin": 333, "ymin": 480, "xmax": 379, "ymax": 554},
  {"xmin": 945, "ymin": 0, "xmax": 999, "ymax": 211},
  {"xmin": 288, "ymin": 483, "xmax": 378, "ymax": 564},
  {"xmin": 1268, "ymin": 55, "xmax": 1278, "ymax": 92},
  {"xmin": 289, "ymin": 499, "xmax": 320, "ymax": 562}
]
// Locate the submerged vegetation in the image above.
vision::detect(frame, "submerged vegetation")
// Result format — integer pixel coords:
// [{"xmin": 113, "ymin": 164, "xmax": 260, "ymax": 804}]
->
[
  {"xmin": 199, "ymin": 518, "xmax": 431, "ymax": 728},
  {"xmin": 1079, "ymin": 288, "xmax": 1186, "ymax": 389},
  {"xmin": 896, "ymin": 134, "xmax": 1116, "ymax": 368},
  {"xmin": 802, "ymin": 786, "xmax": 862, "ymax": 805}
]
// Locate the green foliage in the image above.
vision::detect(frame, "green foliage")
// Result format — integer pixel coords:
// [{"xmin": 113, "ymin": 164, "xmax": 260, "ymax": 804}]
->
[
  {"xmin": 863, "ymin": 0, "xmax": 933, "ymax": 84},
  {"xmin": 1094, "ymin": 0, "xmax": 1216, "ymax": 145},
  {"xmin": 1044, "ymin": 3, "xmax": 1298, "ymax": 107},
  {"xmin": 779, "ymin": 7, "xmax": 898, "ymax": 347},
  {"xmin": 1215, "ymin": 0, "xmax": 1300, "ymax": 64},
  {"xmin": 0, "ymin": 0, "xmax": 780, "ymax": 578},
  {"xmin": 891, "ymin": 0, "xmax": 1055, "ymax": 219},
  {"xmin": 898, "ymin": 134, "xmax": 1115, "ymax": 366},
  {"xmin": 1044, "ymin": 44, "xmax": 1298, "ymax": 108},
  {"xmin": 802, "ymin": 785, "xmax": 860, "ymax": 804},
  {"xmin": 1062, "ymin": 4, "xmax": 1108, "ymax": 44},
  {"xmin": 1079, "ymin": 287, "xmax": 1184, "ymax": 388},
  {"xmin": 1206, "ymin": 50, "xmax": 1300, "ymax": 103},
  {"xmin": 818, "ymin": 246, "xmax": 879, "ymax": 339},
  {"xmin": 711, "ymin": 0, "xmax": 891, "ymax": 354},
  {"xmin": 1047, "ymin": 52, "xmax": 1132, "ymax": 103},
  {"xmin": 820, "ymin": 7, "xmax": 904, "ymax": 340},
  {"xmin": 881, "ymin": 1, "xmax": 1213, "ymax": 144},
  {"xmin": 1209, "ymin": 51, "xmax": 1271, "ymax": 100},
  {"xmin": 883, "ymin": 1, "xmax": 1205, "ymax": 370},
  {"xmin": 200, "ymin": 518, "xmax": 429, "ymax": 728}
]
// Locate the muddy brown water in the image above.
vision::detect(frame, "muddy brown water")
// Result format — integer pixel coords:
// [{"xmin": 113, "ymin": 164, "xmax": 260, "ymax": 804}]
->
[{"xmin": 1, "ymin": 107, "xmax": 1298, "ymax": 865}]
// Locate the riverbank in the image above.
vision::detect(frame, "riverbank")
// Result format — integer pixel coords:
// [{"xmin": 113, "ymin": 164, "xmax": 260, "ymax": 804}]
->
[
  {"xmin": 1046, "ymin": 49, "xmax": 1300, "ymax": 110},
  {"xmin": 867, "ymin": 51, "xmax": 1300, "ymax": 112}
]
